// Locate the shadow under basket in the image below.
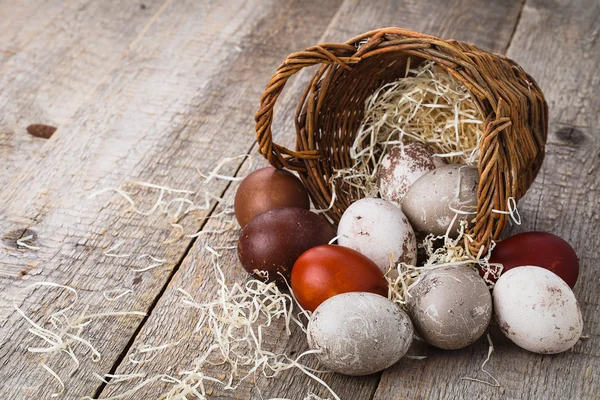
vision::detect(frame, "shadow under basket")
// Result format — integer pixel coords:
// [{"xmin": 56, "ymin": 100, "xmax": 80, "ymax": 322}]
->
[{"xmin": 255, "ymin": 27, "xmax": 548, "ymax": 255}]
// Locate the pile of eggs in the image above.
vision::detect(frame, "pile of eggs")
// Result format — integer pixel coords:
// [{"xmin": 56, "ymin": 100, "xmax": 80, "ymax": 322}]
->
[{"xmin": 234, "ymin": 142, "xmax": 583, "ymax": 376}]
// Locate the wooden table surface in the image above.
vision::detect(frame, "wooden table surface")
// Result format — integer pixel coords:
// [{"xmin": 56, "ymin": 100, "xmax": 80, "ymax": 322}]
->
[{"xmin": 1, "ymin": 0, "xmax": 598, "ymax": 399}]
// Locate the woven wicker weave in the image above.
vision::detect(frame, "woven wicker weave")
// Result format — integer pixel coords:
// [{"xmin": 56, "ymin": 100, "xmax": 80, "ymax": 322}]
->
[{"xmin": 255, "ymin": 28, "xmax": 548, "ymax": 254}]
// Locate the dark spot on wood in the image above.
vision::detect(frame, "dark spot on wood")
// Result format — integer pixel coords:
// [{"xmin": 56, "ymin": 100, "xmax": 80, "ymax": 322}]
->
[
  {"xmin": 2, "ymin": 228, "xmax": 37, "ymax": 249},
  {"xmin": 140, "ymin": 3, "xmax": 147, "ymax": 9},
  {"xmin": 555, "ymin": 127, "xmax": 586, "ymax": 145},
  {"xmin": 26, "ymin": 124, "xmax": 57, "ymax": 139},
  {"xmin": 133, "ymin": 273, "xmax": 143, "ymax": 286}
]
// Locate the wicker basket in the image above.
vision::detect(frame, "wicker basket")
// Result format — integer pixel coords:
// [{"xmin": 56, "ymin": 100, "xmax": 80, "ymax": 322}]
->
[{"xmin": 255, "ymin": 28, "xmax": 548, "ymax": 255}]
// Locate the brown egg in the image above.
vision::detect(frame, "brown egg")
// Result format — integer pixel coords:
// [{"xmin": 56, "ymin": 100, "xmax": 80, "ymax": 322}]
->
[
  {"xmin": 234, "ymin": 167, "xmax": 310, "ymax": 228},
  {"xmin": 237, "ymin": 208, "xmax": 336, "ymax": 284}
]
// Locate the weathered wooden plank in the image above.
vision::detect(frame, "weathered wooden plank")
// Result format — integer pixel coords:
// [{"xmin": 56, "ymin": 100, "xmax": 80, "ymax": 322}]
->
[
  {"xmin": 375, "ymin": 0, "xmax": 600, "ymax": 399},
  {"xmin": 0, "ymin": 1, "xmax": 344, "ymax": 398},
  {"xmin": 0, "ymin": 0, "xmax": 167, "ymax": 189},
  {"xmin": 0, "ymin": 0, "xmax": 66, "ymax": 64},
  {"xmin": 101, "ymin": 1, "xmax": 528, "ymax": 399}
]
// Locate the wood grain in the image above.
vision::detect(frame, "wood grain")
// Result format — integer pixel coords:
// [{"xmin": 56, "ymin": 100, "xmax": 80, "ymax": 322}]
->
[
  {"xmin": 0, "ymin": 0, "xmax": 343, "ymax": 398},
  {"xmin": 375, "ymin": 0, "xmax": 600, "ymax": 399},
  {"xmin": 2, "ymin": 0, "xmax": 598, "ymax": 399},
  {"xmin": 0, "ymin": 0, "xmax": 66, "ymax": 64},
  {"xmin": 101, "ymin": 1, "xmax": 530, "ymax": 399},
  {"xmin": 0, "ymin": 0, "xmax": 168, "ymax": 188}
]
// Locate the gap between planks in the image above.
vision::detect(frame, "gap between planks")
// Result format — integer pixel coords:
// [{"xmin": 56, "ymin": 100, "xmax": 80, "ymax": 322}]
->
[
  {"xmin": 87, "ymin": 1, "xmax": 351, "ymax": 398},
  {"xmin": 504, "ymin": 0, "xmax": 528, "ymax": 54},
  {"xmin": 92, "ymin": 158, "xmax": 245, "ymax": 398}
]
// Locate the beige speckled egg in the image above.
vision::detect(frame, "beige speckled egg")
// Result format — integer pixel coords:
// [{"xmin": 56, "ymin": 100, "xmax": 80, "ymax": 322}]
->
[
  {"xmin": 407, "ymin": 265, "xmax": 492, "ymax": 350},
  {"xmin": 402, "ymin": 164, "xmax": 478, "ymax": 237},
  {"xmin": 377, "ymin": 142, "xmax": 445, "ymax": 203},
  {"xmin": 337, "ymin": 197, "xmax": 417, "ymax": 274},
  {"xmin": 308, "ymin": 292, "xmax": 413, "ymax": 376},
  {"xmin": 493, "ymin": 266, "xmax": 583, "ymax": 354}
]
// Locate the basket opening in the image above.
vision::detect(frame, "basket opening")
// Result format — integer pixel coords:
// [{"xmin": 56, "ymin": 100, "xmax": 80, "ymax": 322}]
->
[{"xmin": 313, "ymin": 52, "xmax": 427, "ymax": 206}]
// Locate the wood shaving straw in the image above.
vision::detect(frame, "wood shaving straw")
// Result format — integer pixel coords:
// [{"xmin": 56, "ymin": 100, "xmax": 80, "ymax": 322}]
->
[{"xmin": 335, "ymin": 60, "xmax": 484, "ymax": 199}]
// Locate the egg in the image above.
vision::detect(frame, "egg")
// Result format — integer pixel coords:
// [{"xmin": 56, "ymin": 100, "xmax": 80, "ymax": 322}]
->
[
  {"xmin": 291, "ymin": 244, "xmax": 388, "ymax": 311},
  {"xmin": 234, "ymin": 167, "xmax": 310, "ymax": 228},
  {"xmin": 487, "ymin": 232, "xmax": 579, "ymax": 288},
  {"xmin": 237, "ymin": 208, "xmax": 335, "ymax": 284},
  {"xmin": 407, "ymin": 265, "xmax": 492, "ymax": 350},
  {"xmin": 493, "ymin": 266, "xmax": 583, "ymax": 354},
  {"xmin": 377, "ymin": 142, "xmax": 445, "ymax": 203},
  {"xmin": 337, "ymin": 198, "xmax": 417, "ymax": 274},
  {"xmin": 307, "ymin": 292, "xmax": 413, "ymax": 376},
  {"xmin": 402, "ymin": 164, "xmax": 478, "ymax": 237}
]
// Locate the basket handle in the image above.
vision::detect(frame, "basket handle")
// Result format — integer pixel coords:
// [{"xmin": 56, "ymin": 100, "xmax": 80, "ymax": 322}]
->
[{"xmin": 255, "ymin": 44, "xmax": 361, "ymax": 170}]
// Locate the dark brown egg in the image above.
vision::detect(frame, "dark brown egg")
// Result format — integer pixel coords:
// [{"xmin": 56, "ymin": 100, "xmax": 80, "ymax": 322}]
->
[
  {"xmin": 234, "ymin": 167, "xmax": 310, "ymax": 228},
  {"xmin": 237, "ymin": 208, "xmax": 336, "ymax": 284}
]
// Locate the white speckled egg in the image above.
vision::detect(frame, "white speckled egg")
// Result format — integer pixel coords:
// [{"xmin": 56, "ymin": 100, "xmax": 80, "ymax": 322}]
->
[
  {"xmin": 407, "ymin": 265, "xmax": 492, "ymax": 350},
  {"xmin": 493, "ymin": 266, "xmax": 583, "ymax": 354},
  {"xmin": 377, "ymin": 142, "xmax": 445, "ymax": 203},
  {"xmin": 402, "ymin": 164, "xmax": 478, "ymax": 237},
  {"xmin": 338, "ymin": 198, "xmax": 417, "ymax": 274},
  {"xmin": 307, "ymin": 292, "xmax": 413, "ymax": 376}
]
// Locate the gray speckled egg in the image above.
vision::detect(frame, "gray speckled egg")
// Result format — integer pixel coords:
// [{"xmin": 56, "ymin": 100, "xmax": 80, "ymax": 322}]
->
[
  {"xmin": 401, "ymin": 164, "xmax": 478, "ymax": 237},
  {"xmin": 493, "ymin": 266, "xmax": 583, "ymax": 354},
  {"xmin": 307, "ymin": 292, "xmax": 413, "ymax": 376},
  {"xmin": 407, "ymin": 265, "xmax": 492, "ymax": 350},
  {"xmin": 377, "ymin": 142, "xmax": 445, "ymax": 204}
]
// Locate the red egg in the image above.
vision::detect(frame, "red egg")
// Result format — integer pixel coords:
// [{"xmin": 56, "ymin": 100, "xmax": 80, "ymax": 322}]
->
[
  {"xmin": 291, "ymin": 245, "xmax": 388, "ymax": 312},
  {"xmin": 486, "ymin": 232, "xmax": 579, "ymax": 288}
]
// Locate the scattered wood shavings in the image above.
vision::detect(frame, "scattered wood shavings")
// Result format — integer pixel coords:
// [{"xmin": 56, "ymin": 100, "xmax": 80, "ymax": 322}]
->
[
  {"xmin": 16, "ymin": 234, "xmax": 40, "ymax": 250},
  {"xmin": 40, "ymin": 362, "xmax": 65, "ymax": 398},
  {"xmin": 197, "ymin": 154, "xmax": 255, "ymax": 183},
  {"xmin": 491, "ymin": 197, "xmax": 522, "ymax": 225},
  {"xmin": 461, "ymin": 334, "xmax": 500, "ymax": 387},
  {"xmin": 91, "ymin": 255, "xmax": 341, "ymax": 400},
  {"xmin": 93, "ymin": 372, "xmax": 147, "ymax": 384},
  {"xmin": 103, "ymin": 241, "xmax": 167, "ymax": 272},
  {"xmin": 270, "ymin": 394, "xmax": 331, "ymax": 400},
  {"xmin": 103, "ymin": 289, "xmax": 133, "ymax": 301},
  {"xmin": 387, "ymin": 219, "xmax": 493, "ymax": 305},
  {"xmin": 13, "ymin": 281, "xmax": 146, "ymax": 392},
  {"xmin": 89, "ymin": 181, "xmax": 205, "ymax": 223},
  {"xmin": 104, "ymin": 242, "xmax": 132, "ymax": 258}
]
